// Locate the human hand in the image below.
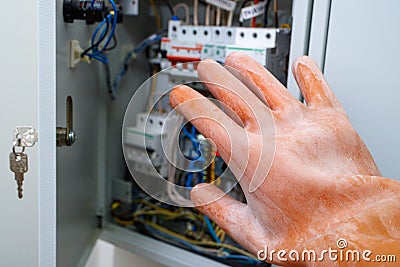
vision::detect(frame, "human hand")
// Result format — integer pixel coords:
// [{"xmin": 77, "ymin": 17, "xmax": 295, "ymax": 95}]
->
[{"xmin": 170, "ymin": 53, "xmax": 400, "ymax": 266}]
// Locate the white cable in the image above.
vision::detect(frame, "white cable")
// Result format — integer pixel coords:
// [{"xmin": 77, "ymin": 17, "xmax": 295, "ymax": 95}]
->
[
  {"xmin": 205, "ymin": 4, "xmax": 211, "ymax": 26},
  {"xmin": 173, "ymin": 3, "xmax": 190, "ymax": 24},
  {"xmin": 227, "ymin": 10, "xmax": 234, "ymax": 26},
  {"xmin": 167, "ymin": 115, "xmax": 192, "ymax": 206},
  {"xmin": 193, "ymin": 0, "xmax": 199, "ymax": 26},
  {"xmin": 216, "ymin": 7, "xmax": 221, "ymax": 26}
]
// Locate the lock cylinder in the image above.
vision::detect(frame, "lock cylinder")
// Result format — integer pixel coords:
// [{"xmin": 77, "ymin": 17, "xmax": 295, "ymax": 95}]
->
[{"xmin": 63, "ymin": 0, "xmax": 123, "ymax": 24}]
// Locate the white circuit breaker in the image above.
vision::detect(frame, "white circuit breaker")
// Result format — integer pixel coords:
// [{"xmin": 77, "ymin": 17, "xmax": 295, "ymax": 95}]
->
[
  {"xmin": 125, "ymin": 112, "xmax": 181, "ymax": 177},
  {"xmin": 162, "ymin": 20, "xmax": 277, "ymax": 66}
]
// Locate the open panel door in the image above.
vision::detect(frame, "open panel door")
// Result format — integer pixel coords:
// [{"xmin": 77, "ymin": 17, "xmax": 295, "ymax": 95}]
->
[{"xmin": 55, "ymin": 0, "xmax": 104, "ymax": 266}]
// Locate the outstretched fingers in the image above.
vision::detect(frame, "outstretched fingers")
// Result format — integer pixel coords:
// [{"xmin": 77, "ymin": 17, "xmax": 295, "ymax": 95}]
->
[
  {"xmin": 292, "ymin": 56, "xmax": 344, "ymax": 110},
  {"xmin": 197, "ymin": 59, "xmax": 270, "ymax": 134},
  {"xmin": 170, "ymin": 85, "xmax": 247, "ymax": 165},
  {"xmin": 225, "ymin": 52, "xmax": 300, "ymax": 111},
  {"xmin": 191, "ymin": 183, "xmax": 273, "ymax": 256}
]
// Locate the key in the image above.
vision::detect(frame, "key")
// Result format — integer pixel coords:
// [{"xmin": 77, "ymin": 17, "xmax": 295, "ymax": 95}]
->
[{"xmin": 9, "ymin": 152, "xmax": 28, "ymax": 199}]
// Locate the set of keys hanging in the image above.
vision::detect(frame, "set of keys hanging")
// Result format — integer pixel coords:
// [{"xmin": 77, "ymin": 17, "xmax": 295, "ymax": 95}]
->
[
  {"xmin": 9, "ymin": 127, "xmax": 38, "ymax": 199},
  {"xmin": 9, "ymin": 97, "xmax": 75, "ymax": 199}
]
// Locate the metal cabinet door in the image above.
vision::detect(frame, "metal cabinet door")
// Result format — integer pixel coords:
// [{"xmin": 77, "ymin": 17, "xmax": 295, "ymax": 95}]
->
[
  {"xmin": 289, "ymin": 0, "xmax": 400, "ymax": 179},
  {"xmin": 55, "ymin": 0, "xmax": 105, "ymax": 265},
  {"xmin": 39, "ymin": 1, "xmax": 101, "ymax": 266},
  {"xmin": 0, "ymin": 0, "xmax": 40, "ymax": 266},
  {"xmin": 323, "ymin": 0, "xmax": 400, "ymax": 179}
]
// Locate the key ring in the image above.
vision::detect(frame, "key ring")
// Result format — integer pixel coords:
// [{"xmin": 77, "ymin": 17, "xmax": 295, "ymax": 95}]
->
[{"xmin": 12, "ymin": 144, "xmax": 26, "ymax": 155}]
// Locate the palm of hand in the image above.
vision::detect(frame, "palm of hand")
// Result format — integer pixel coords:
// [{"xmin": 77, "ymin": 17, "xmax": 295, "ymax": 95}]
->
[{"xmin": 170, "ymin": 53, "xmax": 400, "ymax": 266}]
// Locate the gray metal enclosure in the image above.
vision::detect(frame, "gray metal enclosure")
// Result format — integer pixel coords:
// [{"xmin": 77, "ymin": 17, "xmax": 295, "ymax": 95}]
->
[{"xmin": 56, "ymin": 1, "xmax": 157, "ymax": 265}]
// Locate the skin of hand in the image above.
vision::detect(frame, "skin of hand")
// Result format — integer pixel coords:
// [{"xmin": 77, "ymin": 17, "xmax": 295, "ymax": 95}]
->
[{"xmin": 169, "ymin": 52, "xmax": 400, "ymax": 266}]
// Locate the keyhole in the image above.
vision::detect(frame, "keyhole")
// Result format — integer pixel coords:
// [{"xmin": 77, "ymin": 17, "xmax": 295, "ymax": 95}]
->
[{"xmin": 16, "ymin": 155, "xmax": 22, "ymax": 162}]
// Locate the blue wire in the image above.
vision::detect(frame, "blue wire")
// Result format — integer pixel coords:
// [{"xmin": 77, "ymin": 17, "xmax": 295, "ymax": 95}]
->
[
  {"xmin": 191, "ymin": 125, "xmax": 196, "ymax": 136},
  {"xmin": 185, "ymin": 159, "xmax": 195, "ymax": 188},
  {"xmin": 143, "ymin": 224, "xmax": 201, "ymax": 252},
  {"xmin": 182, "ymin": 127, "xmax": 200, "ymax": 155},
  {"xmin": 102, "ymin": 0, "xmax": 118, "ymax": 51},
  {"xmin": 204, "ymin": 216, "xmax": 221, "ymax": 243},
  {"xmin": 143, "ymin": 222, "xmax": 259, "ymax": 265},
  {"xmin": 221, "ymin": 255, "xmax": 261, "ymax": 265},
  {"xmin": 112, "ymin": 35, "xmax": 161, "ymax": 93},
  {"xmin": 88, "ymin": 0, "xmax": 118, "ymax": 57},
  {"xmin": 91, "ymin": 17, "xmax": 108, "ymax": 47}
]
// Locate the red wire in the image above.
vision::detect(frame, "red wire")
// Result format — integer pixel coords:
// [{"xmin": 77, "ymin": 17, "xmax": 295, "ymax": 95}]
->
[{"xmin": 251, "ymin": 0, "xmax": 259, "ymax": 27}]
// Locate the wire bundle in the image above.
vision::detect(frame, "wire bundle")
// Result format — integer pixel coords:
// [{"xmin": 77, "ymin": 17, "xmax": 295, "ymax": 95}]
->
[
  {"xmin": 112, "ymin": 33, "xmax": 162, "ymax": 96},
  {"xmin": 111, "ymin": 199, "xmax": 261, "ymax": 265},
  {"xmin": 82, "ymin": 0, "xmax": 118, "ymax": 64}
]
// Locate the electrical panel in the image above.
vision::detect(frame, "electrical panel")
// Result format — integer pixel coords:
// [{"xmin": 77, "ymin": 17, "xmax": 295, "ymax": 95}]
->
[
  {"xmin": 162, "ymin": 20, "xmax": 291, "ymax": 85},
  {"xmin": 60, "ymin": 0, "xmax": 293, "ymax": 266},
  {"xmin": 164, "ymin": 20, "xmax": 277, "ymax": 65}
]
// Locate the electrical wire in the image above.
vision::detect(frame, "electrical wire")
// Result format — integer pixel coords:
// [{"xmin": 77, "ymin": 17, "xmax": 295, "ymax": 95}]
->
[
  {"xmin": 113, "ymin": 33, "xmax": 162, "ymax": 96},
  {"xmin": 167, "ymin": 115, "xmax": 191, "ymax": 206},
  {"xmin": 205, "ymin": 4, "xmax": 211, "ymax": 26},
  {"xmin": 216, "ymin": 227, "xmax": 226, "ymax": 242},
  {"xmin": 173, "ymin": 3, "xmax": 190, "ymax": 24},
  {"xmin": 149, "ymin": 0, "xmax": 162, "ymax": 30},
  {"xmin": 210, "ymin": 5, "xmax": 216, "ymax": 25},
  {"xmin": 227, "ymin": 10, "xmax": 234, "ymax": 27},
  {"xmin": 274, "ymin": 0, "xmax": 278, "ymax": 27},
  {"xmin": 79, "ymin": 0, "xmax": 119, "ymax": 98},
  {"xmin": 221, "ymin": 254, "xmax": 261, "ymax": 265},
  {"xmin": 204, "ymin": 216, "xmax": 221, "ymax": 243},
  {"xmin": 159, "ymin": 0, "xmax": 174, "ymax": 16},
  {"xmin": 193, "ymin": 0, "xmax": 199, "ymax": 26},
  {"xmin": 104, "ymin": 63, "xmax": 116, "ymax": 99},
  {"xmin": 252, "ymin": 0, "xmax": 259, "ymax": 27},
  {"xmin": 87, "ymin": 0, "xmax": 118, "ymax": 58},
  {"xmin": 105, "ymin": 34, "xmax": 117, "ymax": 51},
  {"xmin": 216, "ymin": 7, "xmax": 221, "ymax": 26},
  {"xmin": 147, "ymin": 65, "xmax": 159, "ymax": 112},
  {"xmin": 81, "ymin": 19, "xmax": 110, "ymax": 57},
  {"xmin": 145, "ymin": 224, "xmax": 258, "ymax": 265},
  {"xmin": 137, "ymin": 219, "xmax": 258, "ymax": 260},
  {"xmin": 210, "ymin": 159, "xmax": 215, "ymax": 183},
  {"xmin": 263, "ymin": 0, "xmax": 272, "ymax": 27}
]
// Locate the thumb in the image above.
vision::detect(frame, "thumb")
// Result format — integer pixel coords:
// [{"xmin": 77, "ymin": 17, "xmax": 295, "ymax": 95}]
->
[{"xmin": 191, "ymin": 183, "xmax": 266, "ymax": 255}]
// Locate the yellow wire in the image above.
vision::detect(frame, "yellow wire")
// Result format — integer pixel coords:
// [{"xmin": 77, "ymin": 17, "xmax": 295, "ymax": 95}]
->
[
  {"xmin": 133, "ymin": 199, "xmax": 203, "ymax": 219},
  {"xmin": 133, "ymin": 210, "xmax": 203, "ymax": 223},
  {"xmin": 149, "ymin": 0, "xmax": 162, "ymax": 30},
  {"xmin": 113, "ymin": 201, "xmax": 236, "ymax": 256},
  {"xmin": 140, "ymin": 219, "xmax": 257, "ymax": 259},
  {"xmin": 133, "ymin": 199, "xmax": 160, "ymax": 209},
  {"xmin": 210, "ymin": 159, "xmax": 215, "ymax": 183},
  {"xmin": 220, "ymin": 231, "xmax": 226, "ymax": 243},
  {"xmin": 113, "ymin": 217, "xmax": 134, "ymax": 226},
  {"xmin": 216, "ymin": 229, "xmax": 226, "ymax": 243}
]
